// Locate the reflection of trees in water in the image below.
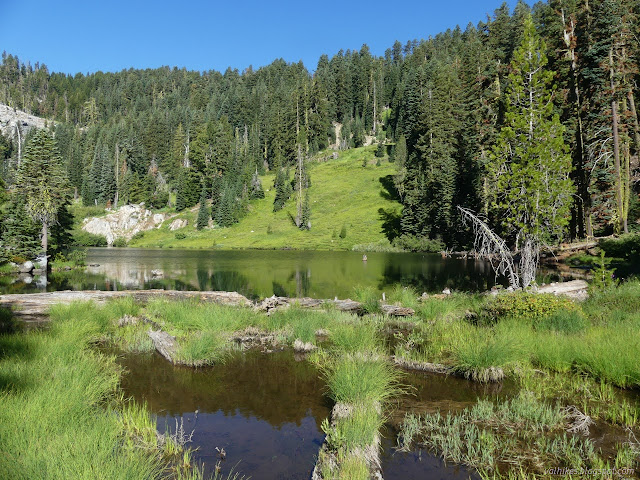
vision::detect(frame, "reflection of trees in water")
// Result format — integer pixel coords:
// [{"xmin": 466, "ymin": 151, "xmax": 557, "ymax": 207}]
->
[
  {"xmin": 119, "ymin": 350, "xmax": 330, "ymax": 428},
  {"xmin": 287, "ymin": 268, "xmax": 311, "ymax": 297},
  {"xmin": 208, "ymin": 270, "xmax": 256, "ymax": 299},
  {"xmin": 272, "ymin": 281, "xmax": 288, "ymax": 297},
  {"xmin": 379, "ymin": 258, "xmax": 502, "ymax": 293}
]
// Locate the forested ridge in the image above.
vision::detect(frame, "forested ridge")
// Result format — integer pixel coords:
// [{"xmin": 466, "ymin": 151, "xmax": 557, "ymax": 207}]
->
[{"xmin": 1, "ymin": 0, "xmax": 639, "ymax": 260}]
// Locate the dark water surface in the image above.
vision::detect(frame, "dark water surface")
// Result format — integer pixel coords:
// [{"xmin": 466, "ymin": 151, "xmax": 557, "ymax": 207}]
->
[
  {"xmin": 116, "ymin": 348, "xmax": 493, "ymax": 479},
  {"xmin": 117, "ymin": 349, "xmax": 331, "ymax": 479},
  {"xmin": 2, "ymin": 247, "xmax": 515, "ymax": 297}
]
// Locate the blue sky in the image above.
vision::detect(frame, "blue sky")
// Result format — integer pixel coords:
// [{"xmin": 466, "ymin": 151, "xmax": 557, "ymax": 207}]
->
[{"xmin": 0, "ymin": 0, "xmax": 529, "ymax": 75}]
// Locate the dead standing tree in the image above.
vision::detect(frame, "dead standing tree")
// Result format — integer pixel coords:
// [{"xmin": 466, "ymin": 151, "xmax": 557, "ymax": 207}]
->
[{"xmin": 458, "ymin": 206, "xmax": 521, "ymax": 290}]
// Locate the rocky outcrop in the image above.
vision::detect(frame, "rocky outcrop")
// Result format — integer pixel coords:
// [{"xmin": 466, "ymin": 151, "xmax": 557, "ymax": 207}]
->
[
  {"xmin": 0, "ymin": 104, "xmax": 50, "ymax": 139},
  {"xmin": 82, "ymin": 204, "xmax": 169, "ymax": 245},
  {"xmin": 169, "ymin": 218, "xmax": 188, "ymax": 231}
]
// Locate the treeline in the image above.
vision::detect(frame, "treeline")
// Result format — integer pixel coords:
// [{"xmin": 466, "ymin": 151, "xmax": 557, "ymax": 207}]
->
[{"xmin": 0, "ymin": 0, "xmax": 639, "ymax": 250}]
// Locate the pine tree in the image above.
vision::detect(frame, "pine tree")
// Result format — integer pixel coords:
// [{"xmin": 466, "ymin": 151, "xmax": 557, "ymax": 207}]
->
[
  {"xmin": 196, "ymin": 186, "xmax": 209, "ymax": 230},
  {"xmin": 249, "ymin": 169, "xmax": 265, "ymax": 199},
  {"xmin": 300, "ymin": 190, "xmax": 311, "ymax": 230},
  {"xmin": 488, "ymin": 15, "xmax": 574, "ymax": 287},
  {"xmin": 16, "ymin": 129, "xmax": 71, "ymax": 257}
]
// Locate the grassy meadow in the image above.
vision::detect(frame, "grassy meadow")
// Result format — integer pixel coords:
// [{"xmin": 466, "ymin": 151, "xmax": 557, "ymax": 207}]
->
[
  {"xmin": 1, "ymin": 279, "xmax": 639, "ymax": 479},
  {"xmin": 77, "ymin": 146, "xmax": 402, "ymax": 251}
]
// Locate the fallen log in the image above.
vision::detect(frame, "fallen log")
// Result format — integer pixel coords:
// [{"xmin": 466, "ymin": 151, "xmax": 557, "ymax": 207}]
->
[
  {"xmin": 0, "ymin": 289, "xmax": 252, "ymax": 323},
  {"xmin": 147, "ymin": 329, "xmax": 178, "ymax": 363},
  {"xmin": 535, "ymin": 280, "xmax": 589, "ymax": 300},
  {"xmin": 256, "ymin": 295, "xmax": 414, "ymax": 317},
  {"xmin": 311, "ymin": 402, "xmax": 383, "ymax": 480}
]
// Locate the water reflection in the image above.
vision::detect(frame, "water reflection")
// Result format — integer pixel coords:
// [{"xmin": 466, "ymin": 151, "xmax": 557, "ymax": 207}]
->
[
  {"xmin": 117, "ymin": 349, "xmax": 330, "ymax": 480},
  {"xmin": 1, "ymin": 247, "xmax": 577, "ymax": 298}
]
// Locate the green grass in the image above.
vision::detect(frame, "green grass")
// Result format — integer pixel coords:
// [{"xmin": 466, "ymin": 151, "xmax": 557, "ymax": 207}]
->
[
  {"xmin": 398, "ymin": 392, "xmax": 606, "ymax": 478},
  {"xmin": 123, "ymin": 146, "xmax": 401, "ymax": 250},
  {"xmin": 0, "ymin": 301, "xmax": 246, "ymax": 480},
  {"xmin": 321, "ymin": 355, "xmax": 403, "ymax": 406},
  {"xmin": 0, "ymin": 308, "xmax": 161, "ymax": 480},
  {"xmin": 392, "ymin": 280, "xmax": 640, "ymax": 389}
]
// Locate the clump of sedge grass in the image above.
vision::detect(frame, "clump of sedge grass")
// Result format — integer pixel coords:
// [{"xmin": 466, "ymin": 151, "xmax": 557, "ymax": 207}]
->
[
  {"xmin": 353, "ymin": 285, "xmax": 382, "ymax": 314},
  {"xmin": 322, "ymin": 355, "xmax": 403, "ymax": 405}
]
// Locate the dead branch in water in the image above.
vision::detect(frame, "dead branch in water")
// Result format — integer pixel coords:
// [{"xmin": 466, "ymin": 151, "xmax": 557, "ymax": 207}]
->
[{"xmin": 458, "ymin": 206, "xmax": 520, "ymax": 289}]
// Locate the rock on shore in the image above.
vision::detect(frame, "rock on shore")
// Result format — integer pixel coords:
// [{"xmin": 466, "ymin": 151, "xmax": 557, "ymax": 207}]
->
[{"xmin": 82, "ymin": 204, "xmax": 169, "ymax": 245}]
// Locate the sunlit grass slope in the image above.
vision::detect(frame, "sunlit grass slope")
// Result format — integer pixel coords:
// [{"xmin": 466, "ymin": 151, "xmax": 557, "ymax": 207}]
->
[{"xmin": 130, "ymin": 146, "xmax": 401, "ymax": 250}]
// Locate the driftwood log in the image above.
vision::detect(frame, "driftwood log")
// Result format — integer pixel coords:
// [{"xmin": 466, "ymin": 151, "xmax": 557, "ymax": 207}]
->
[
  {"xmin": 0, "ymin": 289, "xmax": 415, "ymax": 325},
  {"xmin": 147, "ymin": 329, "xmax": 178, "ymax": 363},
  {"xmin": 255, "ymin": 295, "xmax": 415, "ymax": 316},
  {"xmin": 0, "ymin": 289, "xmax": 252, "ymax": 323}
]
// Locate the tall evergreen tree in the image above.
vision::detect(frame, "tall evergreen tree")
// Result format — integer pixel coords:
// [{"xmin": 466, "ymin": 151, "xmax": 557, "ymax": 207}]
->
[
  {"xmin": 16, "ymin": 130, "xmax": 71, "ymax": 257},
  {"xmin": 196, "ymin": 186, "xmax": 209, "ymax": 230},
  {"xmin": 488, "ymin": 16, "xmax": 573, "ymax": 287}
]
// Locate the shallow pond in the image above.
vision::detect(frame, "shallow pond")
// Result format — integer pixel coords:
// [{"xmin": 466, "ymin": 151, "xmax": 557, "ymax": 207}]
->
[{"xmin": 115, "ymin": 348, "xmax": 504, "ymax": 479}]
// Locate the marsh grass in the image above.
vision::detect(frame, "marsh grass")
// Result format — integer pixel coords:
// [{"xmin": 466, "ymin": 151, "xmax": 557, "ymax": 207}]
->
[
  {"xmin": 322, "ymin": 355, "xmax": 403, "ymax": 405},
  {"xmin": 334, "ymin": 454, "xmax": 369, "ymax": 480},
  {"xmin": 398, "ymin": 392, "xmax": 602, "ymax": 476},
  {"xmin": 453, "ymin": 335, "xmax": 519, "ymax": 381},
  {"xmin": 386, "ymin": 285, "xmax": 420, "ymax": 309},
  {"xmin": 329, "ymin": 320, "xmax": 381, "ymax": 354},
  {"xmin": 0, "ymin": 312, "xmax": 161, "ymax": 480},
  {"xmin": 175, "ymin": 331, "xmax": 239, "ymax": 366},
  {"xmin": 353, "ymin": 285, "xmax": 382, "ymax": 314}
]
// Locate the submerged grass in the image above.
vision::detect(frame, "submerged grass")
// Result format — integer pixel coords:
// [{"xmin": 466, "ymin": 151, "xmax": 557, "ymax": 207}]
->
[{"xmin": 398, "ymin": 392, "xmax": 607, "ymax": 478}]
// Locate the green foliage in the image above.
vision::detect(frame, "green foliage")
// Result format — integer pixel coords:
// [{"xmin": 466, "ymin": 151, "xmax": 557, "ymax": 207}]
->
[
  {"xmin": 196, "ymin": 188, "xmax": 209, "ymax": 231},
  {"xmin": 488, "ymin": 15, "xmax": 573, "ymax": 248},
  {"xmin": 16, "ymin": 129, "xmax": 71, "ymax": 254},
  {"xmin": 272, "ymin": 166, "xmax": 291, "ymax": 212},
  {"xmin": 590, "ymin": 252, "xmax": 618, "ymax": 290},
  {"xmin": 392, "ymin": 234, "xmax": 445, "ymax": 253},
  {"xmin": 480, "ymin": 292, "xmax": 579, "ymax": 325},
  {"xmin": 374, "ymin": 141, "xmax": 385, "ymax": 158},
  {"xmin": 599, "ymin": 234, "xmax": 640, "ymax": 262},
  {"xmin": 73, "ymin": 230, "xmax": 108, "ymax": 247},
  {"xmin": 113, "ymin": 237, "xmax": 128, "ymax": 247},
  {"xmin": 339, "ymin": 224, "xmax": 347, "ymax": 239}
]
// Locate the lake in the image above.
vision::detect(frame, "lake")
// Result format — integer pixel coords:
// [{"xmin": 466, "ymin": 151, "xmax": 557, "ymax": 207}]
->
[
  {"xmin": 1, "ymin": 247, "xmax": 570, "ymax": 298},
  {"xmin": 76, "ymin": 248, "xmax": 503, "ymax": 298}
]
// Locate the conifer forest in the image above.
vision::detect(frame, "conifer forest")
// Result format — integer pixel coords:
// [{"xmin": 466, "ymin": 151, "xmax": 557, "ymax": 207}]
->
[{"xmin": 0, "ymin": 0, "xmax": 639, "ymax": 258}]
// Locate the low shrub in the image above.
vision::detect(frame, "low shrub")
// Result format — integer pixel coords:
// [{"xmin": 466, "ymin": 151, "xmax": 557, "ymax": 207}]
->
[
  {"xmin": 130, "ymin": 231, "xmax": 146, "ymax": 242},
  {"xmin": 392, "ymin": 234, "xmax": 445, "ymax": 253},
  {"xmin": 113, "ymin": 238, "xmax": 128, "ymax": 247},
  {"xmin": 67, "ymin": 249, "xmax": 88, "ymax": 266},
  {"xmin": 73, "ymin": 230, "xmax": 108, "ymax": 247},
  {"xmin": 174, "ymin": 232, "xmax": 186, "ymax": 240},
  {"xmin": 480, "ymin": 292, "xmax": 580, "ymax": 325},
  {"xmin": 599, "ymin": 234, "xmax": 640, "ymax": 261}
]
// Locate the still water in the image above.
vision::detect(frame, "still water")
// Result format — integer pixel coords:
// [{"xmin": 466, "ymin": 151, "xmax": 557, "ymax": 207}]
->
[
  {"xmin": 2, "ymin": 247, "xmax": 509, "ymax": 298},
  {"xmin": 115, "ymin": 348, "xmax": 483, "ymax": 480}
]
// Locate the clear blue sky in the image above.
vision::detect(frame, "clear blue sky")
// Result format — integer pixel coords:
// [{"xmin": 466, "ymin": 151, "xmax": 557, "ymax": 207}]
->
[{"xmin": 0, "ymin": 0, "xmax": 530, "ymax": 75}]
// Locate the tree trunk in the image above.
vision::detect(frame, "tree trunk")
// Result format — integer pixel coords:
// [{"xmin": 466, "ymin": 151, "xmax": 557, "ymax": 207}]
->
[
  {"xmin": 564, "ymin": 13, "xmax": 588, "ymax": 238},
  {"xmin": 610, "ymin": 48, "xmax": 624, "ymax": 234},
  {"xmin": 41, "ymin": 222, "xmax": 48, "ymax": 256}
]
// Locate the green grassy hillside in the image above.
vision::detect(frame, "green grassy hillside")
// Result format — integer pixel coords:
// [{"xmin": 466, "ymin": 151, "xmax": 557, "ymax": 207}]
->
[{"xmin": 128, "ymin": 146, "xmax": 402, "ymax": 250}]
